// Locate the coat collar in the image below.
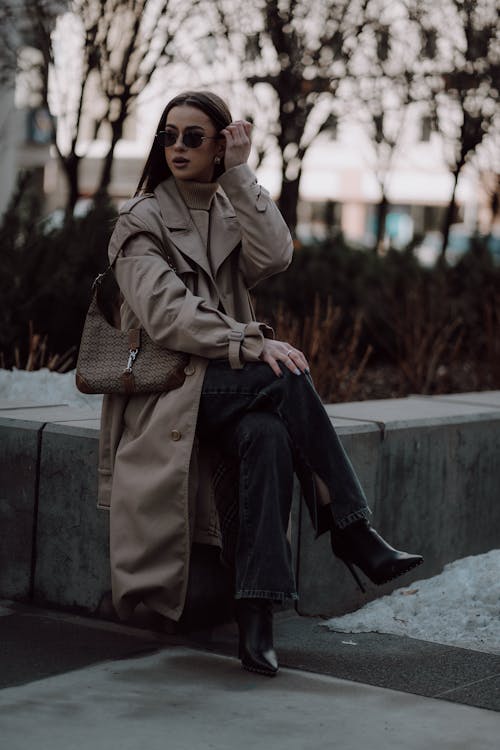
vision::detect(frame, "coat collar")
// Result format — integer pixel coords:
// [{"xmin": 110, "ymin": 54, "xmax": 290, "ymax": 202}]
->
[{"xmin": 154, "ymin": 177, "xmax": 241, "ymax": 280}]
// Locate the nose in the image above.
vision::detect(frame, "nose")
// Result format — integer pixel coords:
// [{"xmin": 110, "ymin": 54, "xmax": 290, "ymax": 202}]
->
[{"xmin": 173, "ymin": 133, "xmax": 186, "ymax": 150}]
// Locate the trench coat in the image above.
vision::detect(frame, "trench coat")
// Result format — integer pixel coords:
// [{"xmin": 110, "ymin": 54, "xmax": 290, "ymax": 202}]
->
[{"xmin": 98, "ymin": 164, "xmax": 294, "ymax": 621}]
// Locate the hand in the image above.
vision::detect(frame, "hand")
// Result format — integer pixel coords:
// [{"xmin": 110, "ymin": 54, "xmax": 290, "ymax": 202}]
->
[
  {"xmin": 220, "ymin": 120, "xmax": 252, "ymax": 170},
  {"xmin": 259, "ymin": 339, "xmax": 310, "ymax": 377}
]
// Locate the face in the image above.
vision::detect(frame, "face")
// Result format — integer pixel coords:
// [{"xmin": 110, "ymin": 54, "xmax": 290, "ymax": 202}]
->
[{"xmin": 163, "ymin": 105, "xmax": 225, "ymax": 182}]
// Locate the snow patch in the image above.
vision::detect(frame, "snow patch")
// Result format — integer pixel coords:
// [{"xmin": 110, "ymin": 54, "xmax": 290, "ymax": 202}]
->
[
  {"xmin": 0, "ymin": 368, "xmax": 102, "ymax": 410},
  {"xmin": 324, "ymin": 550, "xmax": 500, "ymax": 654}
]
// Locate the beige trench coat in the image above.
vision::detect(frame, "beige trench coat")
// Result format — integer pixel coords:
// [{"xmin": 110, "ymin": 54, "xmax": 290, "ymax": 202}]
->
[{"xmin": 98, "ymin": 164, "xmax": 293, "ymax": 621}]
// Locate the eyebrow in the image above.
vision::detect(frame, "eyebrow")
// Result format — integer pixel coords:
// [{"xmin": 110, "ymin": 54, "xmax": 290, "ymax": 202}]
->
[{"xmin": 164, "ymin": 125, "xmax": 206, "ymax": 132}]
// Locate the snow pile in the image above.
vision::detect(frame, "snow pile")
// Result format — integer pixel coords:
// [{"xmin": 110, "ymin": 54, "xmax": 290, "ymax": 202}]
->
[
  {"xmin": 0, "ymin": 368, "xmax": 102, "ymax": 410},
  {"xmin": 324, "ymin": 550, "xmax": 500, "ymax": 654}
]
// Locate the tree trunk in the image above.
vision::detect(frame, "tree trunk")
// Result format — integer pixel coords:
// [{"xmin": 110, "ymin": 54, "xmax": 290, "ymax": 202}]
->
[
  {"xmin": 63, "ymin": 153, "xmax": 81, "ymax": 221},
  {"xmin": 441, "ymin": 168, "xmax": 460, "ymax": 259},
  {"xmin": 96, "ymin": 127, "xmax": 122, "ymax": 199},
  {"xmin": 487, "ymin": 175, "xmax": 499, "ymax": 235},
  {"xmin": 278, "ymin": 172, "xmax": 301, "ymax": 235},
  {"xmin": 375, "ymin": 192, "xmax": 389, "ymax": 254}
]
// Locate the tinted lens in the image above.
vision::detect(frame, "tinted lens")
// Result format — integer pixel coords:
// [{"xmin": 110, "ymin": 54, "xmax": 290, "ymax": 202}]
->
[
  {"xmin": 182, "ymin": 132, "xmax": 205, "ymax": 148},
  {"xmin": 157, "ymin": 131, "xmax": 205, "ymax": 148},
  {"xmin": 158, "ymin": 130, "xmax": 177, "ymax": 147}
]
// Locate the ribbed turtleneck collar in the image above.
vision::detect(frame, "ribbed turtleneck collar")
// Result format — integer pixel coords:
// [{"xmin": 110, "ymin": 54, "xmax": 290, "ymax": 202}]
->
[{"xmin": 175, "ymin": 179, "xmax": 219, "ymax": 210}]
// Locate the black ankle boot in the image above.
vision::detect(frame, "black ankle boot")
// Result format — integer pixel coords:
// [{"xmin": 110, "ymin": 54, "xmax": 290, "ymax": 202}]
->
[
  {"xmin": 235, "ymin": 598, "xmax": 278, "ymax": 677},
  {"xmin": 330, "ymin": 520, "xmax": 423, "ymax": 592}
]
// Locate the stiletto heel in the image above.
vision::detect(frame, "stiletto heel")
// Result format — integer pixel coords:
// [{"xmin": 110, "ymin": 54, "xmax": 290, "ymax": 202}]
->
[
  {"xmin": 330, "ymin": 520, "xmax": 423, "ymax": 589},
  {"xmin": 341, "ymin": 559, "xmax": 366, "ymax": 593}
]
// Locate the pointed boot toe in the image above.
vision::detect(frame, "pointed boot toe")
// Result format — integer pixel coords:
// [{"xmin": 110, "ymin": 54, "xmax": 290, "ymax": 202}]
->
[
  {"xmin": 371, "ymin": 547, "xmax": 424, "ymax": 585},
  {"xmin": 331, "ymin": 521, "xmax": 423, "ymax": 591}
]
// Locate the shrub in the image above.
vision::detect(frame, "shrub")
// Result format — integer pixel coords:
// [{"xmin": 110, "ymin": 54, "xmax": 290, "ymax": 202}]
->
[
  {"xmin": 3, "ymin": 182, "xmax": 500, "ymax": 399},
  {"xmin": 253, "ymin": 237, "xmax": 500, "ymax": 397},
  {"xmin": 0, "ymin": 173, "xmax": 117, "ymax": 368}
]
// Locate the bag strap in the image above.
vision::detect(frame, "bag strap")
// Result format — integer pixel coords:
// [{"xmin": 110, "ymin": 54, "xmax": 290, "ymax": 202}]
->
[{"xmin": 93, "ymin": 227, "xmax": 177, "ymax": 289}]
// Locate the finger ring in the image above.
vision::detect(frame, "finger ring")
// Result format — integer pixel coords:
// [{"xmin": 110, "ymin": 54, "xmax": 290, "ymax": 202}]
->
[{"xmin": 286, "ymin": 349, "xmax": 294, "ymax": 357}]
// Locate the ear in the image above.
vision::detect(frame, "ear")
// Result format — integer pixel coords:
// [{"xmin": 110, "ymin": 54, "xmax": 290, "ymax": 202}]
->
[{"xmin": 216, "ymin": 140, "xmax": 226, "ymax": 158}]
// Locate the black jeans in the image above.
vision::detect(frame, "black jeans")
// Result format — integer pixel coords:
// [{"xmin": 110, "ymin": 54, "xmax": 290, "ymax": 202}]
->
[{"xmin": 197, "ymin": 361, "xmax": 370, "ymax": 602}]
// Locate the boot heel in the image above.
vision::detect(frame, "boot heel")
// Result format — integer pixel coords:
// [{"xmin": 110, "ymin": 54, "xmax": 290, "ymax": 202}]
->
[{"xmin": 341, "ymin": 559, "xmax": 366, "ymax": 593}]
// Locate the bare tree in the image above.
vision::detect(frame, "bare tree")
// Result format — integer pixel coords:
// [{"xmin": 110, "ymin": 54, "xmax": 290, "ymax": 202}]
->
[
  {"xmin": 355, "ymin": 84, "xmax": 411, "ymax": 253},
  {"xmin": 91, "ymin": 0, "xmax": 192, "ymax": 199},
  {"xmin": 407, "ymin": 0, "xmax": 500, "ymax": 256},
  {"xmin": 201, "ymin": 0, "xmax": 371, "ymax": 233},
  {"xmin": 473, "ymin": 119, "xmax": 500, "ymax": 236},
  {"xmin": 203, "ymin": 0, "xmax": 499, "ymax": 247},
  {"xmin": 4, "ymin": 0, "xmax": 193, "ymax": 215},
  {"xmin": 346, "ymin": 6, "xmax": 424, "ymax": 252}
]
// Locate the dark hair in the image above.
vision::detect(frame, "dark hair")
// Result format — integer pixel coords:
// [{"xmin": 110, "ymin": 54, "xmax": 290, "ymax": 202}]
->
[{"xmin": 135, "ymin": 91, "xmax": 232, "ymax": 195}]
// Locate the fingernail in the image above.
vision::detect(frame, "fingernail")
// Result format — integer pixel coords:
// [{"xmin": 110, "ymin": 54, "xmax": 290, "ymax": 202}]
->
[
  {"xmin": 294, "ymin": 368, "xmax": 301, "ymax": 376},
  {"xmin": 305, "ymin": 367, "xmax": 310, "ymax": 373}
]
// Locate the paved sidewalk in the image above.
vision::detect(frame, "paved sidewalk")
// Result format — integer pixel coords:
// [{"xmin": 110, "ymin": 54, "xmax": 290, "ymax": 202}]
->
[{"xmin": 1, "ymin": 601, "xmax": 499, "ymax": 750}]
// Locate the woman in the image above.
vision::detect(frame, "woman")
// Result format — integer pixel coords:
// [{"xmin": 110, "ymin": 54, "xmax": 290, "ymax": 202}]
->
[{"xmin": 98, "ymin": 91, "xmax": 422, "ymax": 677}]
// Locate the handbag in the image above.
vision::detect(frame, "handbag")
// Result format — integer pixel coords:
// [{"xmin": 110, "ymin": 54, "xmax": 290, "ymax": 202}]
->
[{"xmin": 75, "ymin": 243, "xmax": 189, "ymax": 395}]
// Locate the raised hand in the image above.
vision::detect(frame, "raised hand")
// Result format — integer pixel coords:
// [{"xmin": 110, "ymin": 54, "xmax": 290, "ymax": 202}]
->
[{"xmin": 221, "ymin": 120, "xmax": 252, "ymax": 170}]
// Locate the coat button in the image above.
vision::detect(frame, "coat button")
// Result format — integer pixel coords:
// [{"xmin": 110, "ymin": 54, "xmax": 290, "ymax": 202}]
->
[
  {"xmin": 184, "ymin": 364, "xmax": 195, "ymax": 376},
  {"xmin": 171, "ymin": 430, "xmax": 181, "ymax": 441}
]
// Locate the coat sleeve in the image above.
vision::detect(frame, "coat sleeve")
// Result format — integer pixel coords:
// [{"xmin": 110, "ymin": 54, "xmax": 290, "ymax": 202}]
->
[
  {"xmin": 217, "ymin": 164, "xmax": 293, "ymax": 289},
  {"xmin": 110, "ymin": 211, "xmax": 272, "ymax": 369}
]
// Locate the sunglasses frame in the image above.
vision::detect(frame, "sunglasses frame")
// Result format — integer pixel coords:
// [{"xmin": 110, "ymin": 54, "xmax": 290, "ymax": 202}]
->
[{"xmin": 156, "ymin": 130, "xmax": 221, "ymax": 149}]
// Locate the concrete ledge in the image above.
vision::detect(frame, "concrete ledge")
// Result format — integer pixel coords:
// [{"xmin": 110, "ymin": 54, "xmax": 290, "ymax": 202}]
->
[
  {"xmin": 34, "ymin": 423, "xmax": 110, "ymax": 612},
  {"xmin": 0, "ymin": 405, "xmax": 101, "ymax": 611},
  {"xmin": 1, "ymin": 394, "xmax": 500, "ymax": 620},
  {"xmin": 298, "ymin": 394, "xmax": 500, "ymax": 616},
  {"xmin": 0, "ymin": 418, "xmax": 42, "ymax": 600}
]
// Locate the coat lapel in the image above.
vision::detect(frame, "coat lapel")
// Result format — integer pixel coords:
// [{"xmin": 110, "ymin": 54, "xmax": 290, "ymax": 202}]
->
[
  {"xmin": 154, "ymin": 179, "xmax": 213, "ymax": 280},
  {"xmin": 210, "ymin": 192, "xmax": 242, "ymax": 278}
]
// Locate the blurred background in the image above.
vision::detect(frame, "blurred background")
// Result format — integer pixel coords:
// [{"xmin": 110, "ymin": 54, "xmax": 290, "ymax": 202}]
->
[{"xmin": 1, "ymin": 0, "xmax": 499, "ymax": 401}]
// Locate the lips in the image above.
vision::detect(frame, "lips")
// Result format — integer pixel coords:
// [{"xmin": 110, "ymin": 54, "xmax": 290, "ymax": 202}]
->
[{"xmin": 172, "ymin": 158, "xmax": 189, "ymax": 166}]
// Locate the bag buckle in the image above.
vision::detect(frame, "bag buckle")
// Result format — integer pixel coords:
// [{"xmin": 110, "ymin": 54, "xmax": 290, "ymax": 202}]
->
[{"xmin": 125, "ymin": 349, "xmax": 138, "ymax": 373}]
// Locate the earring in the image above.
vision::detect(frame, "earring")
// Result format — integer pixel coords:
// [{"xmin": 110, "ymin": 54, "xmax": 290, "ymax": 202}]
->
[{"xmin": 214, "ymin": 156, "xmax": 221, "ymax": 164}]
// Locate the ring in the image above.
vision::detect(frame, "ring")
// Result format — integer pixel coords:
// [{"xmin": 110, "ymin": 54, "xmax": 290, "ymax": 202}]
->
[{"xmin": 286, "ymin": 349, "xmax": 294, "ymax": 357}]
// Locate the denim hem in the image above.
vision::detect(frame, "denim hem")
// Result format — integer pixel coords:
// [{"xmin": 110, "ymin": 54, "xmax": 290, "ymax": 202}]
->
[
  {"xmin": 235, "ymin": 589, "xmax": 298, "ymax": 603},
  {"xmin": 335, "ymin": 506, "xmax": 372, "ymax": 530}
]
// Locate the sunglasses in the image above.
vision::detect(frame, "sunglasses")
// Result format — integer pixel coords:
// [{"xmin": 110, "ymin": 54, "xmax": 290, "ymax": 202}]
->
[{"xmin": 156, "ymin": 130, "xmax": 221, "ymax": 149}]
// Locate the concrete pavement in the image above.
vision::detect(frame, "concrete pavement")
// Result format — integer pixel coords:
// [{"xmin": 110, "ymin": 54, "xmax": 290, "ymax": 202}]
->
[{"xmin": 1, "ymin": 600, "xmax": 499, "ymax": 749}]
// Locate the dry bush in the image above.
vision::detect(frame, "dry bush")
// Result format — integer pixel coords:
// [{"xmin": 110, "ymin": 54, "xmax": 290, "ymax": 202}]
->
[
  {"xmin": 0, "ymin": 322, "xmax": 76, "ymax": 372},
  {"xmin": 482, "ymin": 298, "xmax": 500, "ymax": 384},
  {"xmin": 365, "ymin": 281, "xmax": 465, "ymax": 395},
  {"xmin": 273, "ymin": 295, "xmax": 373, "ymax": 402}
]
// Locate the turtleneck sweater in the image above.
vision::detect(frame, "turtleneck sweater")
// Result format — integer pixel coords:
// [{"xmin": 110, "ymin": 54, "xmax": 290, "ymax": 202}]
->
[
  {"xmin": 175, "ymin": 180, "xmax": 219, "ymax": 277},
  {"xmin": 175, "ymin": 179, "xmax": 219, "ymax": 212}
]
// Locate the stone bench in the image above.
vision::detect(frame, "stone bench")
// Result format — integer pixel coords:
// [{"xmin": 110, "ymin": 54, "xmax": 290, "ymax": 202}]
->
[{"xmin": 1, "ymin": 393, "xmax": 500, "ymax": 622}]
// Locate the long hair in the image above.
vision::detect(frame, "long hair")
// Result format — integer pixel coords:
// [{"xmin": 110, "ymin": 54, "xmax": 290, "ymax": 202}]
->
[{"xmin": 135, "ymin": 91, "xmax": 233, "ymax": 196}]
